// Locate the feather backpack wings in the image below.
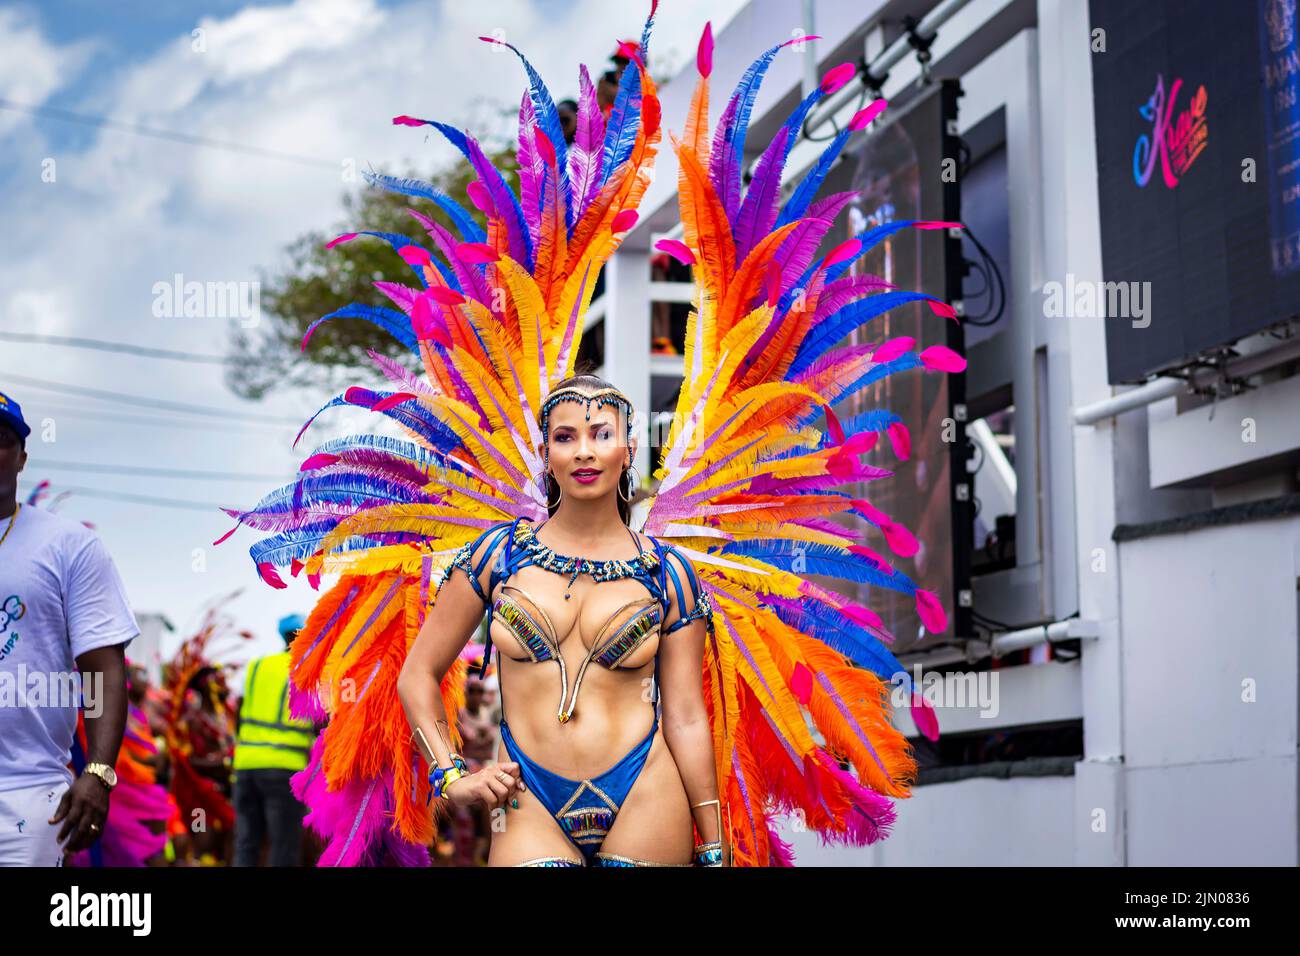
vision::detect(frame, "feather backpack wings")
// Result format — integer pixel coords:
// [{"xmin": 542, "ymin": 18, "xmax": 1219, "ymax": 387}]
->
[
  {"xmin": 218, "ymin": 4, "xmax": 664, "ymax": 866},
  {"xmin": 637, "ymin": 23, "xmax": 965, "ymax": 866},
  {"xmin": 221, "ymin": 3, "xmax": 965, "ymax": 867}
]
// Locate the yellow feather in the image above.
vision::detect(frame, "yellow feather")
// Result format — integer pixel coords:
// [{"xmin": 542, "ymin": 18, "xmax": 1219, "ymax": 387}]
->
[{"xmin": 494, "ymin": 258, "xmax": 550, "ymax": 411}]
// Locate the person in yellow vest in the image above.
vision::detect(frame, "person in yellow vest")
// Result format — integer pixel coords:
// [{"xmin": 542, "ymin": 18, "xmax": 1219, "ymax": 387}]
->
[{"xmin": 231, "ymin": 613, "xmax": 316, "ymax": 866}]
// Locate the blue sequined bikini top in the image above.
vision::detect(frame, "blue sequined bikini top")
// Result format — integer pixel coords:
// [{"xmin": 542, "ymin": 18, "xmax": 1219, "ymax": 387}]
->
[{"xmin": 444, "ymin": 516, "xmax": 714, "ymax": 723}]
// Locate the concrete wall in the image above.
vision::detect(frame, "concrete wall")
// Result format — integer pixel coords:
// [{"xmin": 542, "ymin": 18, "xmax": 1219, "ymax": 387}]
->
[
  {"xmin": 785, "ymin": 774, "xmax": 1076, "ymax": 865},
  {"xmin": 1116, "ymin": 515, "xmax": 1300, "ymax": 866}
]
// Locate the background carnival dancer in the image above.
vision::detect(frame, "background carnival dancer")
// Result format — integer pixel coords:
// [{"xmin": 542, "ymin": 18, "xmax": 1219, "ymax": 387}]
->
[
  {"xmin": 232, "ymin": 613, "xmax": 317, "ymax": 866},
  {"xmin": 68, "ymin": 679, "xmax": 170, "ymax": 868},
  {"xmin": 223, "ymin": 0, "xmax": 965, "ymax": 867},
  {"xmin": 162, "ymin": 598, "xmax": 243, "ymax": 864},
  {"xmin": 435, "ymin": 643, "xmax": 498, "ymax": 865},
  {"xmin": 0, "ymin": 389, "xmax": 140, "ymax": 867}
]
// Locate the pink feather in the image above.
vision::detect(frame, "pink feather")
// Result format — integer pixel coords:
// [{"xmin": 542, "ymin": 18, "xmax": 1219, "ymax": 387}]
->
[
  {"xmin": 822, "ymin": 238, "xmax": 861, "ymax": 267},
  {"xmin": 849, "ymin": 98, "xmax": 888, "ymax": 130},
  {"xmin": 791, "ymin": 662, "xmax": 813, "ymax": 705},
  {"xmin": 466, "ymin": 180, "xmax": 493, "ymax": 214},
  {"xmin": 300, "ymin": 453, "xmax": 340, "ymax": 471},
  {"xmin": 886, "ymin": 421, "xmax": 911, "ymax": 460},
  {"xmin": 257, "ymin": 562, "xmax": 287, "ymax": 589},
  {"xmin": 872, "ymin": 336, "xmax": 915, "ymax": 363},
  {"xmin": 919, "ymin": 344, "xmax": 967, "ymax": 372},
  {"xmin": 398, "ymin": 246, "xmax": 432, "ymax": 267},
  {"xmin": 914, "ymin": 589, "xmax": 948, "ymax": 633},
  {"xmin": 697, "ymin": 21, "xmax": 714, "ymax": 77},
  {"xmin": 655, "ymin": 238, "xmax": 695, "ymax": 265},
  {"xmin": 928, "ymin": 298, "xmax": 959, "ymax": 320},
  {"xmin": 457, "ymin": 242, "xmax": 498, "ymax": 264},
  {"xmin": 819, "ymin": 62, "xmax": 856, "ymax": 94},
  {"xmin": 910, "ymin": 693, "xmax": 940, "ymax": 741}
]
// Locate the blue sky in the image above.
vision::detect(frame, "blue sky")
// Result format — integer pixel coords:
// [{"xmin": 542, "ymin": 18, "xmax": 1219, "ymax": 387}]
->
[{"xmin": 0, "ymin": 0, "xmax": 745, "ymax": 667}]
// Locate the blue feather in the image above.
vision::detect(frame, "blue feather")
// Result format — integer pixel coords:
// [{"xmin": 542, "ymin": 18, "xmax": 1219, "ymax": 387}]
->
[
  {"xmin": 722, "ymin": 538, "xmax": 920, "ymax": 596},
  {"xmin": 303, "ymin": 304, "xmax": 419, "ymax": 354},
  {"xmin": 767, "ymin": 598, "xmax": 909, "ymax": 682},
  {"xmin": 825, "ymin": 219, "xmax": 939, "ymax": 283},
  {"xmin": 426, "ymin": 121, "xmax": 533, "ymax": 269},
  {"xmin": 775, "ymin": 128, "xmax": 851, "ymax": 228},
  {"xmin": 602, "ymin": 60, "xmax": 642, "ymax": 185},
  {"xmin": 836, "ymin": 409, "xmax": 903, "ymax": 435},
  {"xmin": 788, "ymin": 291, "xmax": 936, "ymax": 376},
  {"xmin": 495, "ymin": 42, "xmax": 573, "ymax": 232},
  {"xmin": 711, "ymin": 42, "xmax": 789, "ymax": 211},
  {"xmin": 362, "ymin": 171, "xmax": 485, "ymax": 243}
]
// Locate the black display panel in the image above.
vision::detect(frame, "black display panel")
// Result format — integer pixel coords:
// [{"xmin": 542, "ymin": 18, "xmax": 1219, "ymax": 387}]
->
[{"xmin": 1091, "ymin": 0, "xmax": 1300, "ymax": 383}]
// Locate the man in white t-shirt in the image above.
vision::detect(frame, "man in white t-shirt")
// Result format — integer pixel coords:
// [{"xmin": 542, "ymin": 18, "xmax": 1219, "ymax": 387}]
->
[{"xmin": 0, "ymin": 390, "xmax": 139, "ymax": 866}]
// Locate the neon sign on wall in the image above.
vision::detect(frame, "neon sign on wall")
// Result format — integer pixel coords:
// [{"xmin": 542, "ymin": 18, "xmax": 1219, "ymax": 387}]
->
[{"xmin": 1133, "ymin": 74, "xmax": 1209, "ymax": 188}]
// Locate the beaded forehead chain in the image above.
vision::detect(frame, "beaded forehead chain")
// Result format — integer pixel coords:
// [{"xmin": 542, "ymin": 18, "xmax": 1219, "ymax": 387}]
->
[{"xmin": 538, "ymin": 386, "xmax": 636, "ymax": 473}]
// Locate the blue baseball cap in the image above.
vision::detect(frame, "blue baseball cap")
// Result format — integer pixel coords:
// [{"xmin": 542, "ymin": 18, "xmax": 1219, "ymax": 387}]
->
[
  {"xmin": 278, "ymin": 612, "xmax": 307, "ymax": 637},
  {"xmin": 0, "ymin": 391, "xmax": 30, "ymax": 441}
]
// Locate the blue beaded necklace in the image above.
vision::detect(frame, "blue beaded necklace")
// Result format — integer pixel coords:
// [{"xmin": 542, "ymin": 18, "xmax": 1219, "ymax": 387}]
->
[{"xmin": 516, "ymin": 519, "xmax": 659, "ymax": 600}]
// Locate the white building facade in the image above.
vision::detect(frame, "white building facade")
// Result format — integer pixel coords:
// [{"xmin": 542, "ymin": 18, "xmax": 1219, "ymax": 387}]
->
[{"xmin": 603, "ymin": 0, "xmax": 1299, "ymax": 866}]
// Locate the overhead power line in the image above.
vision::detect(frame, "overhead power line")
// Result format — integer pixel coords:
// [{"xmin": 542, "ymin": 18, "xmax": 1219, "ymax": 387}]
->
[
  {"xmin": 27, "ymin": 458, "xmax": 292, "ymax": 482},
  {"xmin": 0, "ymin": 97, "xmax": 340, "ymax": 170},
  {"xmin": 0, "ymin": 331, "xmax": 235, "ymax": 364},
  {"xmin": 0, "ymin": 371, "xmax": 305, "ymax": 425},
  {"xmin": 24, "ymin": 483, "xmax": 228, "ymax": 513},
  {"xmin": 24, "ymin": 399, "xmax": 299, "ymax": 434}
]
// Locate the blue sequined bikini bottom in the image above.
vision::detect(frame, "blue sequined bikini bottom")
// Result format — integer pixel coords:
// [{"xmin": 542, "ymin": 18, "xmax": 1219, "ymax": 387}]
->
[{"xmin": 499, "ymin": 713, "xmax": 657, "ymax": 865}]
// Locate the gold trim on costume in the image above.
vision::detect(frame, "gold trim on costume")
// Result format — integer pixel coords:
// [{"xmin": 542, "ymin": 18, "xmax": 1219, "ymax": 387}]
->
[
  {"xmin": 593, "ymin": 851, "xmax": 691, "ymax": 867},
  {"xmin": 514, "ymin": 855, "xmax": 585, "ymax": 867}
]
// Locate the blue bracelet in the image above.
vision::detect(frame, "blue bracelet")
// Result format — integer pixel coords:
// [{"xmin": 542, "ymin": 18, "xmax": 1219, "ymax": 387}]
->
[
  {"xmin": 426, "ymin": 755, "xmax": 469, "ymax": 805},
  {"xmin": 692, "ymin": 843, "xmax": 724, "ymax": 867}
]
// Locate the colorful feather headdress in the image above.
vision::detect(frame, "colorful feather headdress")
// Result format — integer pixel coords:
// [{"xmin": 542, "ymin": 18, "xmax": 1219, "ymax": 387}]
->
[{"xmin": 221, "ymin": 0, "xmax": 966, "ymax": 866}]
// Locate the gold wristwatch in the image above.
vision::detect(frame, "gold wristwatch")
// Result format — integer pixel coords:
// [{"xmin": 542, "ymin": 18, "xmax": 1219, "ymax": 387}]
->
[{"xmin": 84, "ymin": 763, "xmax": 118, "ymax": 791}]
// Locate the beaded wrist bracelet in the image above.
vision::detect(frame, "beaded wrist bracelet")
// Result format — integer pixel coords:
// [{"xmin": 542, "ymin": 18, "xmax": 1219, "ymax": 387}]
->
[
  {"xmin": 692, "ymin": 842, "xmax": 724, "ymax": 867},
  {"xmin": 426, "ymin": 754, "xmax": 469, "ymax": 804}
]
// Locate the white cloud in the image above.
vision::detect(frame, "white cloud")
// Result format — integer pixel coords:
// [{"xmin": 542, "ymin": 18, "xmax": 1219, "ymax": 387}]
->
[
  {"xmin": 0, "ymin": 5, "xmax": 95, "ymax": 137},
  {"xmin": 1, "ymin": 0, "xmax": 746, "ymax": 639}
]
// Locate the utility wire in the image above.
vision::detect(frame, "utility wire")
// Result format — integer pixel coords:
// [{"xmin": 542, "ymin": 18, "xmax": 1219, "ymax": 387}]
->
[
  {"xmin": 0, "ymin": 371, "xmax": 304, "ymax": 425},
  {"xmin": 21, "ymin": 399, "xmax": 297, "ymax": 434},
  {"xmin": 0, "ymin": 331, "xmax": 234, "ymax": 365},
  {"xmin": 0, "ymin": 98, "xmax": 341, "ymax": 171},
  {"xmin": 27, "ymin": 458, "xmax": 292, "ymax": 482},
  {"xmin": 21, "ymin": 483, "xmax": 228, "ymax": 513}
]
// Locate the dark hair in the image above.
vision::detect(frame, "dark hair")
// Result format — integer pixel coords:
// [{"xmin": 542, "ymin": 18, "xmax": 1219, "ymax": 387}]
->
[
  {"xmin": 542, "ymin": 369, "xmax": 635, "ymax": 525},
  {"xmin": 557, "ymin": 99, "xmax": 578, "ymax": 113}
]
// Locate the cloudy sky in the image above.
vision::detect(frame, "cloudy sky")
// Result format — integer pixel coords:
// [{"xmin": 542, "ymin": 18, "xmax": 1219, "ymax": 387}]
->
[{"xmin": 0, "ymin": 0, "xmax": 748, "ymax": 664}]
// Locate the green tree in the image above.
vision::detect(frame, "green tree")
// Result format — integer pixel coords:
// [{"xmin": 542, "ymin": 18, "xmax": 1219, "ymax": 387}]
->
[{"xmin": 227, "ymin": 147, "xmax": 519, "ymax": 400}]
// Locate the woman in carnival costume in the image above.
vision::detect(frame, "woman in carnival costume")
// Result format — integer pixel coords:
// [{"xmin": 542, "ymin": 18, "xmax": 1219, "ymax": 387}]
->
[
  {"xmin": 223, "ymin": 0, "xmax": 965, "ymax": 867},
  {"xmin": 68, "ymin": 665, "xmax": 171, "ymax": 867},
  {"xmin": 162, "ymin": 598, "xmax": 244, "ymax": 864}
]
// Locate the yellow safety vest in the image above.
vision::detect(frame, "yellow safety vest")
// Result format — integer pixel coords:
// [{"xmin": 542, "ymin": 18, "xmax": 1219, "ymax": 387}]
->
[{"xmin": 233, "ymin": 651, "xmax": 315, "ymax": 772}]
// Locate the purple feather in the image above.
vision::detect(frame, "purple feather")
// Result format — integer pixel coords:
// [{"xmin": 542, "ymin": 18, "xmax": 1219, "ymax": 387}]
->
[
  {"xmin": 807, "ymin": 190, "xmax": 858, "ymax": 225},
  {"xmin": 407, "ymin": 209, "xmax": 496, "ymax": 310},
  {"xmin": 710, "ymin": 39, "xmax": 802, "ymax": 220},
  {"xmin": 517, "ymin": 94, "xmax": 543, "ymax": 242},
  {"xmin": 733, "ymin": 126, "xmax": 790, "ymax": 262},
  {"xmin": 569, "ymin": 65, "xmax": 606, "ymax": 227}
]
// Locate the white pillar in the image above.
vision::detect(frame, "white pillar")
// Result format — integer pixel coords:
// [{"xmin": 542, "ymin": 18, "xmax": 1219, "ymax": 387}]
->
[
  {"xmin": 1037, "ymin": 0, "xmax": 1126, "ymax": 866},
  {"xmin": 601, "ymin": 248, "xmax": 653, "ymax": 480}
]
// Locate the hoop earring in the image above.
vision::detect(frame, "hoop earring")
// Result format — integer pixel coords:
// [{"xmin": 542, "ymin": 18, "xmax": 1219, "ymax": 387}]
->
[
  {"xmin": 543, "ymin": 472, "xmax": 562, "ymax": 508},
  {"xmin": 618, "ymin": 465, "xmax": 638, "ymax": 502}
]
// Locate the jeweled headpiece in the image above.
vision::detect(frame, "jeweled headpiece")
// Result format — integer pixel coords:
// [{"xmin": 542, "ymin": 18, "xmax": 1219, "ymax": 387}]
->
[{"xmin": 538, "ymin": 385, "xmax": 636, "ymax": 476}]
